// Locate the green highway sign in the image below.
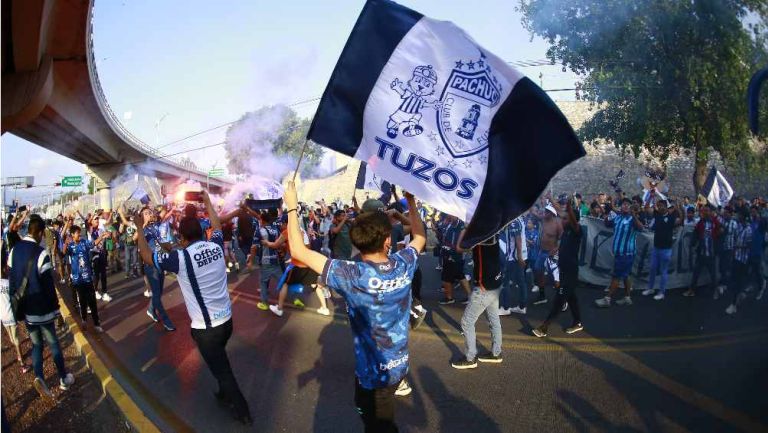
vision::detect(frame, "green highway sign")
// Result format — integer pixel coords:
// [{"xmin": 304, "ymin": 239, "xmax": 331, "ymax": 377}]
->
[
  {"xmin": 61, "ymin": 176, "xmax": 83, "ymax": 187},
  {"xmin": 208, "ymin": 169, "xmax": 225, "ymax": 177}
]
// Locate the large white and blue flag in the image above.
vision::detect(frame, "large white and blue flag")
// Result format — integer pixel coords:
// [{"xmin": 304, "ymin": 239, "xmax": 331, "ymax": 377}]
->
[
  {"xmin": 702, "ymin": 167, "xmax": 734, "ymax": 207},
  {"xmin": 307, "ymin": 0, "xmax": 585, "ymax": 247}
]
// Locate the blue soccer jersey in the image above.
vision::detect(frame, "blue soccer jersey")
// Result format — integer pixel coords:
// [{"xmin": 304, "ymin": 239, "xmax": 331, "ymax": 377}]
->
[
  {"xmin": 144, "ymin": 224, "xmax": 164, "ymax": 254},
  {"xmin": 65, "ymin": 239, "xmax": 94, "ymax": 284},
  {"xmin": 609, "ymin": 214, "xmax": 637, "ymax": 256},
  {"xmin": 322, "ymin": 246, "xmax": 419, "ymax": 389}
]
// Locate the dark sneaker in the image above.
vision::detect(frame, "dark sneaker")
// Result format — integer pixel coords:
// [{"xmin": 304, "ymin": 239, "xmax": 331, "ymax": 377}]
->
[
  {"xmin": 477, "ymin": 353, "xmax": 503, "ymax": 363},
  {"xmin": 147, "ymin": 309, "xmax": 159, "ymax": 322},
  {"xmin": 439, "ymin": 297, "xmax": 455, "ymax": 305},
  {"xmin": 163, "ymin": 322, "xmax": 176, "ymax": 332},
  {"xmin": 565, "ymin": 323, "xmax": 584, "ymax": 334},
  {"xmin": 451, "ymin": 357, "xmax": 478, "ymax": 369},
  {"xmin": 532, "ymin": 326, "xmax": 548, "ymax": 338}
]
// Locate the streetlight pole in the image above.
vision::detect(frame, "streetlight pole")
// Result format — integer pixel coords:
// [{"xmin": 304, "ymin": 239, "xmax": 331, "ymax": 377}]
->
[{"xmin": 154, "ymin": 112, "xmax": 170, "ymax": 149}]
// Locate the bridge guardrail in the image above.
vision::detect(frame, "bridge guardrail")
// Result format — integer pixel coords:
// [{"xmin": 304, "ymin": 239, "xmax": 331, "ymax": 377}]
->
[{"xmin": 85, "ymin": 2, "xmax": 217, "ymax": 178}]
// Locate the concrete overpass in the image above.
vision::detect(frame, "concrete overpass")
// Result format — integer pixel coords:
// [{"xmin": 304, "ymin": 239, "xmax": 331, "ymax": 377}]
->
[{"xmin": 1, "ymin": 0, "xmax": 233, "ymax": 209}]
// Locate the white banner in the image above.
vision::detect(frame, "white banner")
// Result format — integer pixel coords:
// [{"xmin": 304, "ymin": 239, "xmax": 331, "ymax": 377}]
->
[{"xmin": 577, "ymin": 217, "xmax": 711, "ymax": 289}]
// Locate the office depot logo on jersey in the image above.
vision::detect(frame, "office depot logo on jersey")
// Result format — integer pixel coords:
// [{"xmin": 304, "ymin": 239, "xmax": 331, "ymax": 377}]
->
[
  {"xmin": 367, "ymin": 274, "xmax": 411, "ymax": 292},
  {"xmin": 194, "ymin": 247, "xmax": 223, "ymax": 267}
]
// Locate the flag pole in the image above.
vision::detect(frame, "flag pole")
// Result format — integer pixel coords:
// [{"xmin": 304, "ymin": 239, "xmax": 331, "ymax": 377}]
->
[{"xmin": 292, "ymin": 139, "xmax": 310, "ymax": 182}]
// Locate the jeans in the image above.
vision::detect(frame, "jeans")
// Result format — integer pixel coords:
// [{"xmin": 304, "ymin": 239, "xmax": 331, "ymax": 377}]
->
[
  {"xmin": 145, "ymin": 264, "xmax": 173, "ymax": 327},
  {"xmin": 259, "ymin": 264, "xmax": 283, "ymax": 303},
  {"xmin": 354, "ymin": 379, "xmax": 398, "ymax": 433},
  {"xmin": 747, "ymin": 256, "xmax": 765, "ymax": 292},
  {"xmin": 690, "ymin": 254, "xmax": 716, "ymax": 293},
  {"xmin": 125, "ymin": 245, "xmax": 138, "ymax": 276},
  {"xmin": 190, "ymin": 320, "xmax": 250, "ymax": 418},
  {"xmin": 27, "ymin": 322, "xmax": 67, "ymax": 381},
  {"xmin": 500, "ymin": 260, "xmax": 527, "ymax": 309},
  {"xmin": 648, "ymin": 248, "xmax": 672, "ymax": 294},
  {"xmin": 460, "ymin": 288, "xmax": 502, "ymax": 361}
]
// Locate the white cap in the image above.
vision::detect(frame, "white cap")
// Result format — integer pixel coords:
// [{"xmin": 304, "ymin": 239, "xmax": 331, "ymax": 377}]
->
[{"xmin": 545, "ymin": 204, "xmax": 557, "ymax": 216}]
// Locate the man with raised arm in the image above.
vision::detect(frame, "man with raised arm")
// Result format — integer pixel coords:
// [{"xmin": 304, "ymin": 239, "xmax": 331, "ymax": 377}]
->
[
  {"xmin": 283, "ymin": 180, "xmax": 425, "ymax": 433},
  {"xmin": 134, "ymin": 190, "xmax": 252, "ymax": 425}
]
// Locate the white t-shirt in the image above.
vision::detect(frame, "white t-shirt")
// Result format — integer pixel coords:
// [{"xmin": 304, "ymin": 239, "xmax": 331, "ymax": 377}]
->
[
  {"xmin": 1, "ymin": 279, "xmax": 15, "ymax": 326},
  {"xmin": 154, "ymin": 230, "xmax": 232, "ymax": 329}
]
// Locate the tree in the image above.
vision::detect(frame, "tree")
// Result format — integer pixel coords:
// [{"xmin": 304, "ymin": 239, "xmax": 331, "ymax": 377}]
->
[
  {"xmin": 519, "ymin": 0, "xmax": 768, "ymax": 192},
  {"xmin": 224, "ymin": 105, "xmax": 324, "ymax": 177}
]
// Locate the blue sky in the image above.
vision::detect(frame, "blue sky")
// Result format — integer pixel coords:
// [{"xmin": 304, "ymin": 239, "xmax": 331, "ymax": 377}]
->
[{"xmin": 1, "ymin": 0, "xmax": 577, "ymax": 205}]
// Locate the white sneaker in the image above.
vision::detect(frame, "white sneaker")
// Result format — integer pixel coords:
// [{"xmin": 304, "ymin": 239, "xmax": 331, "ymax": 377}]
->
[
  {"xmin": 615, "ymin": 296, "xmax": 633, "ymax": 306},
  {"xmin": 718, "ymin": 285, "xmax": 727, "ymax": 295},
  {"xmin": 641, "ymin": 289, "xmax": 655, "ymax": 296},
  {"xmin": 94, "ymin": 326, "xmax": 104, "ymax": 333},
  {"xmin": 561, "ymin": 301, "xmax": 569, "ymax": 312},
  {"xmin": 101, "ymin": 293, "xmax": 112, "ymax": 302},
  {"xmin": 498, "ymin": 308, "xmax": 512, "ymax": 316},
  {"xmin": 757, "ymin": 287, "xmax": 765, "ymax": 301},
  {"xmin": 509, "ymin": 306, "xmax": 527, "ymax": 315},
  {"xmin": 725, "ymin": 304, "xmax": 737, "ymax": 315},
  {"xmin": 143, "ymin": 289, "xmax": 151, "ymax": 298},
  {"xmin": 595, "ymin": 297, "xmax": 611, "ymax": 308},
  {"xmin": 317, "ymin": 307, "xmax": 330, "ymax": 316},
  {"xmin": 95, "ymin": 291, "xmax": 102, "ymax": 300},
  {"xmin": 531, "ymin": 285, "xmax": 540, "ymax": 293},
  {"xmin": 653, "ymin": 293, "xmax": 665, "ymax": 301},
  {"xmin": 269, "ymin": 305, "xmax": 284, "ymax": 317},
  {"xmin": 59, "ymin": 373, "xmax": 75, "ymax": 390}
]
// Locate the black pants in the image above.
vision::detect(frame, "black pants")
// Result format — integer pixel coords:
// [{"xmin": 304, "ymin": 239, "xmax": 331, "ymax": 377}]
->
[
  {"xmin": 411, "ymin": 268, "xmax": 422, "ymax": 302},
  {"xmin": 74, "ymin": 282, "xmax": 100, "ymax": 326},
  {"xmin": 690, "ymin": 254, "xmax": 716, "ymax": 293},
  {"xmin": 729, "ymin": 261, "xmax": 749, "ymax": 304},
  {"xmin": 542, "ymin": 270, "xmax": 580, "ymax": 327},
  {"xmin": 92, "ymin": 253, "xmax": 108, "ymax": 294},
  {"xmin": 190, "ymin": 320, "xmax": 250, "ymax": 418},
  {"xmin": 354, "ymin": 380, "xmax": 398, "ymax": 433}
]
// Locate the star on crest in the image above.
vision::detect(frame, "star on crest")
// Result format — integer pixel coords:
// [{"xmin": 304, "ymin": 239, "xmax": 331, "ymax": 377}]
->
[
  {"xmin": 479, "ymin": 155, "xmax": 488, "ymax": 165},
  {"xmin": 478, "ymin": 60, "xmax": 485, "ymax": 68},
  {"xmin": 467, "ymin": 61, "xmax": 475, "ymax": 70},
  {"xmin": 434, "ymin": 145, "xmax": 446, "ymax": 156},
  {"xmin": 455, "ymin": 60, "xmax": 464, "ymax": 69},
  {"xmin": 447, "ymin": 160, "xmax": 458, "ymax": 168},
  {"xmin": 428, "ymin": 131, "xmax": 438, "ymax": 142},
  {"xmin": 463, "ymin": 160, "xmax": 473, "ymax": 169},
  {"xmin": 454, "ymin": 141, "xmax": 465, "ymax": 150}
]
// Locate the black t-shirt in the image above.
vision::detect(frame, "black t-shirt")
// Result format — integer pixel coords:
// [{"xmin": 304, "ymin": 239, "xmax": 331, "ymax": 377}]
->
[
  {"xmin": 237, "ymin": 216, "xmax": 254, "ymax": 243},
  {"xmin": 472, "ymin": 240, "xmax": 502, "ymax": 290},
  {"xmin": 390, "ymin": 223, "xmax": 404, "ymax": 254},
  {"xmin": 222, "ymin": 222, "xmax": 234, "ymax": 242},
  {"xmin": 652, "ymin": 213, "xmax": 676, "ymax": 249},
  {"xmin": 559, "ymin": 223, "xmax": 582, "ymax": 272}
]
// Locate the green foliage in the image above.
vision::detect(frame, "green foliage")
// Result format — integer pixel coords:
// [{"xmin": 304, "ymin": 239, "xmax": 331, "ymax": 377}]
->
[{"xmin": 519, "ymin": 0, "xmax": 768, "ymax": 190}]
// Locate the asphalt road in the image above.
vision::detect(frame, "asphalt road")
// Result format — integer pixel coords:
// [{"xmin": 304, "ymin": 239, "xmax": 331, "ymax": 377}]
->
[{"xmin": 72, "ymin": 254, "xmax": 768, "ymax": 433}]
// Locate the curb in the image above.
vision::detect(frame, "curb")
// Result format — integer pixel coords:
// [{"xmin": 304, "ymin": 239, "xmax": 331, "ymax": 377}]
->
[{"xmin": 57, "ymin": 293, "xmax": 161, "ymax": 433}]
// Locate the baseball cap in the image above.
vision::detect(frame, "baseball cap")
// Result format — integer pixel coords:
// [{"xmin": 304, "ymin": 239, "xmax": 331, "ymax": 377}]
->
[
  {"xmin": 545, "ymin": 204, "xmax": 557, "ymax": 216},
  {"xmin": 280, "ymin": 213, "xmax": 289, "ymax": 224},
  {"xmin": 361, "ymin": 199, "xmax": 385, "ymax": 213}
]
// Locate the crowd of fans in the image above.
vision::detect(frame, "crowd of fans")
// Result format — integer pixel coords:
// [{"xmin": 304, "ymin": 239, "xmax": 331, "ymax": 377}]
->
[{"xmin": 1, "ymin": 184, "xmax": 766, "ymax": 429}]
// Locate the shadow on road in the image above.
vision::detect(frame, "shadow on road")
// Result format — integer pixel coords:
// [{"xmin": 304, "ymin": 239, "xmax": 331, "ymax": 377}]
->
[
  {"xmin": 552, "ymin": 340, "xmax": 748, "ymax": 432},
  {"xmin": 417, "ymin": 366, "xmax": 501, "ymax": 433}
]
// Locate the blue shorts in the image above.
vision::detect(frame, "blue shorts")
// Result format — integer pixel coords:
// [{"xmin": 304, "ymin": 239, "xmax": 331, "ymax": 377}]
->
[
  {"xmin": 613, "ymin": 255, "xmax": 635, "ymax": 279},
  {"xmin": 533, "ymin": 251, "xmax": 551, "ymax": 274}
]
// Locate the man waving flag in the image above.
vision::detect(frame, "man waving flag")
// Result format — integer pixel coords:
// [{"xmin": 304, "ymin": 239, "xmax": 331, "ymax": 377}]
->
[{"xmin": 307, "ymin": 0, "xmax": 585, "ymax": 248}]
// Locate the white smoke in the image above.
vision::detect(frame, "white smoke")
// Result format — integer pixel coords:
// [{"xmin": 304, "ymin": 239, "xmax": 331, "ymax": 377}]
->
[{"xmin": 225, "ymin": 105, "xmax": 297, "ymax": 180}]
